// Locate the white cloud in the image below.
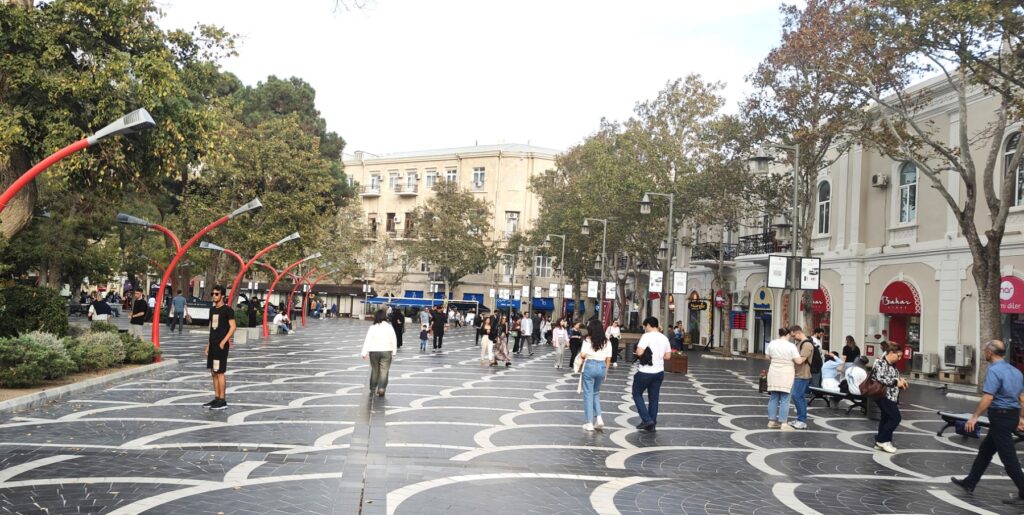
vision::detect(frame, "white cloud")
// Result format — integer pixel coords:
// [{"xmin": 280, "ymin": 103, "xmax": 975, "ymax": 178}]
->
[{"xmin": 156, "ymin": 0, "xmax": 788, "ymax": 154}]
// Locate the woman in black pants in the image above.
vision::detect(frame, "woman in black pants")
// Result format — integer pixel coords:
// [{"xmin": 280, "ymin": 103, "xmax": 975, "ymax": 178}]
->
[
  {"xmin": 568, "ymin": 321, "xmax": 583, "ymax": 371},
  {"xmin": 872, "ymin": 344, "xmax": 909, "ymax": 453}
]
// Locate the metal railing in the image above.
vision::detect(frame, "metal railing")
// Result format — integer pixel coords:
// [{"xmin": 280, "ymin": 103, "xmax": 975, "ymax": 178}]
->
[
  {"xmin": 360, "ymin": 185, "xmax": 381, "ymax": 195},
  {"xmin": 393, "ymin": 183, "xmax": 418, "ymax": 195},
  {"xmin": 690, "ymin": 242, "xmax": 737, "ymax": 262},
  {"xmin": 735, "ymin": 233, "xmax": 777, "ymax": 256}
]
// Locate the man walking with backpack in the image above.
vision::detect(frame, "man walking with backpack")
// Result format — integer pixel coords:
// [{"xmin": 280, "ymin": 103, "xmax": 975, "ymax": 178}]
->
[{"xmin": 789, "ymin": 325, "xmax": 818, "ymax": 430}]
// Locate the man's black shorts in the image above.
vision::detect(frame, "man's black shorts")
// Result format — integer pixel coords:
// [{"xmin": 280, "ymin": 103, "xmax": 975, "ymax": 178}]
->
[{"xmin": 207, "ymin": 343, "xmax": 229, "ymax": 373}]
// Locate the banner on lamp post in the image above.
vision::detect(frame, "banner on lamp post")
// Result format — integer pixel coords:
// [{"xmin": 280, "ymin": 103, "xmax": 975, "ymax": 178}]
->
[
  {"xmin": 521, "ymin": 285, "xmax": 530, "ymax": 298},
  {"xmin": 534, "ymin": 286, "xmax": 543, "ymax": 298},
  {"xmin": 672, "ymin": 271, "xmax": 688, "ymax": 294},
  {"xmin": 513, "ymin": 290, "xmax": 521, "ymax": 300},
  {"xmin": 587, "ymin": 281, "xmax": 598, "ymax": 298},
  {"xmin": 605, "ymin": 282, "xmax": 616, "ymax": 299},
  {"xmin": 648, "ymin": 271, "xmax": 663, "ymax": 294},
  {"xmin": 767, "ymin": 255, "xmax": 789, "ymax": 289},
  {"xmin": 549, "ymin": 283, "xmax": 558, "ymax": 297},
  {"xmin": 489, "ymin": 288, "xmax": 496, "ymax": 298},
  {"xmin": 564, "ymin": 284, "xmax": 573, "ymax": 298}
]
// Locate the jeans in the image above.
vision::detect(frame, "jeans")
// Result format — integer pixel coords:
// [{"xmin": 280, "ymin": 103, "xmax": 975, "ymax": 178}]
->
[
  {"xmin": 768, "ymin": 391, "xmax": 792, "ymax": 423},
  {"xmin": 791, "ymin": 378, "xmax": 810, "ymax": 422},
  {"xmin": 632, "ymin": 371, "xmax": 665, "ymax": 425},
  {"xmin": 420, "ymin": 338, "xmax": 428, "ymax": 351},
  {"xmin": 963, "ymin": 408, "xmax": 1024, "ymax": 495},
  {"xmin": 875, "ymin": 397, "xmax": 902, "ymax": 444},
  {"xmin": 582, "ymin": 360, "xmax": 606, "ymax": 423},
  {"xmin": 522, "ymin": 335, "xmax": 533, "ymax": 354},
  {"xmin": 277, "ymin": 323, "xmax": 291, "ymax": 335},
  {"xmin": 368, "ymin": 351, "xmax": 393, "ymax": 392},
  {"xmin": 168, "ymin": 311, "xmax": 184, "ymax": 332},
  {"xmin": 569, "ymin": 341, "xmax": 582, "ymax": 370}
]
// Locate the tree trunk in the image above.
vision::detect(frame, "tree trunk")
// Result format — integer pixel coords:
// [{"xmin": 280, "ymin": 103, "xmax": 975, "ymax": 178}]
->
[
  {"xmin": 0, "ymin": 149, "xmax": 34, "ymax": 239},
  {"xmin": 973, "ymin": 240, "xmax": 1003, "ymax": 391}
]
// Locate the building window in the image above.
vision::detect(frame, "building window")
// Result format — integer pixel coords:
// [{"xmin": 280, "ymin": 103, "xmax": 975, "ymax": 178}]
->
[
  {"xmin": 472, "ymin": 167, "xmax": 486, "ymax": 188},
  {"xmin": 368, "ymin": 215, "xmax": 378, "ymax": 235},
  {"xmin": 425, "ymin": 169, "xmax": 437, "ymax": 189},
  {"xmin": 386, "ymin": 213, "xmax": 396, "ymax": 233},
  {"xmin": 502, "ymin": 260, "xmax": 514, "ymax": 281},
  {"xmin": 369, "ymin": 174, "xmax": 380, "ymax": 190},
  {"xmin": 898, "ymin": 162, "xmax": 917, "ymax": 224},
  {"xmin": 405, "ymin": 169, "xmax": 417, "ymax": 189},
  {"xmin": 1006, "ymin": 132, "xmax": 1023, "ymax": 206},
  {"xmin": 534, "ymin": 255, "xmax": 553, "ymax": 278},
  {"xmin": 404, "ymin": 212, "xmax": 414, "ymax": 235},
  {"xmin": 445, "ymin": 167, "xmax": 458, "ymax": 183},
  {"xmin": 504, "ymin": 211, "xmax": 519, "ymax": 239},
  {"xmin": 388, "ymin": 171, "xmax": 400, "ymax": 190},
  {"xmin": 817, "ymin": 181, "xmax": 831, "ymax": 234}
]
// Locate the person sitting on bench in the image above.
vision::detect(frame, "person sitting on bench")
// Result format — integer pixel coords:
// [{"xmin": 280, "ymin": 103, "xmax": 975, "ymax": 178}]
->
[
  {"xmin": 821, "ymin": 351, "xmax": 844, "ymax": 390},
  {"xmin": 843, "ymin": 356, "xmax": 869, "ymax": 394}
]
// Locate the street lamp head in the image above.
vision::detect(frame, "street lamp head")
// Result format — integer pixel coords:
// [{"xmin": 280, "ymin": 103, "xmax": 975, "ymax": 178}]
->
[
  {"xmin": 229, "ymin": 197, "xmax": 263, "ymax": 219},
  {"xmin": 640, "ymin": 193, "xmax": 652, "ymax": 215},
  {"xmin": 303, "ymin": 252, "xmax": 322, "ymax": 262},
  {"xmin": 658, "ymin": 239, "xmax": 669, "ymax": 259},
  {"xmin": 275, "ymin": 232, "xmax": 301, "ymax": 245},
  {"xmin": 748, "ymin": 146, "xmax": 774, "ymax": 174},
  {"xmin": 581, "ymin": 219, "xmax": 590, "ymax": 235},
  {"xmin": 116, "ymin": 213, "xmax": 151, "ymax": 227},
  {"xmin": 199, "ymin": 241, "xmax": 225, "ymax": 252},
  {"xmin": 87, "ymin": 109, "xmax": 156, "ymax": 145}
]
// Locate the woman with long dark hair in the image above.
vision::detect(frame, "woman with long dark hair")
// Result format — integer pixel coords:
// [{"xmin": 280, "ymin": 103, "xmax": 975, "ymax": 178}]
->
[
  {"xmin": 568, "ymin": 321, "xmax": 583, "ymax": 373},
  {"xmin": 491, "ymin": 314, "xmax": 511, "ymax": 367},
  {"xmin": 580, "ymin": 319, "xmax": 612, "ymax": 431},
  {"xmin": 361, "ymin": 309, "xmax": 398, "ymax": 397}
]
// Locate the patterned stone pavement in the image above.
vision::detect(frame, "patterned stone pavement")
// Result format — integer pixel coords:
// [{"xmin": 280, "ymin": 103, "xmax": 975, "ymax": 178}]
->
[{"xmin": 0, "ymin": 317, "xmax": 1021, "ymax": 514}]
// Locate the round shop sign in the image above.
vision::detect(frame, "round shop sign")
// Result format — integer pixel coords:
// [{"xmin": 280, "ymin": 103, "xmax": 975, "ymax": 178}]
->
[{"xmin": 1000, "ymin": 276, "xmax": 1024, "ymax": 314}]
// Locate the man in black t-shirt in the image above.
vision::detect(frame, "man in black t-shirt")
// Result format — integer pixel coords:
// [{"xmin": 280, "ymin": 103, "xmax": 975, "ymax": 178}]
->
[
  {"xmin": 129, "ymin": 290, "xmax": 148, "ymax": 338},
  {"xmin": 431, "ymin": 305, "xmax": 448, "ymax": 352},
  {"xmin": 203, "ymin": 285, "xmax": 236, "ymax": 410}
]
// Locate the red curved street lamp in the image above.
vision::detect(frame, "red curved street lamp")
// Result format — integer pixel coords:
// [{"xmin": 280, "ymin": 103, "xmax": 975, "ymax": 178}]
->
[
  {"xmin": 263, "ymin": 252, "xmax": 321, "ymax": 337},
  {"xmin": 287, "ymin": 266, "xmax": 319, "ymax": 331},
  {"xmin": 303, "ymin": 270, "xmax": 336, "ymax": 327},
  {"xmin": 216, "ymin": 233, "xmax": 301, "ymax": 307},
  {"xmin": 198, "ymin": 242, "xmax": 244, "ymax": 305},
  {"xmin": 118, "ymin": 198, "xmax": 263, "ymax": 351},
  {"xmin": 1, "ymin": 109, "xmax": 156, "ymax": 215}
]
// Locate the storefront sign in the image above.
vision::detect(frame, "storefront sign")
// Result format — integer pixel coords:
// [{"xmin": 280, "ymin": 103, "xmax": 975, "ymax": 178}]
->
[
  {"xmin": 767, "ymin": 255, "xmax": 788, "ymax": 288},
  {"xmin": 587, "ymin": 280, "xmax": 598, "ymax": 298},
  {"xmin": 812, "ymin": 287, "xmax": 831, "ymax": 313},
  {"xmin": 688, "ymin": 300, "xmax": 708, "ymax": 311},
  {"xmin": 535, "ymin": 286, "xmax": 543, "ymax": 299},
  {"xmin": 714, "ymin": 289, "xmax": 727, "ymax": 308},
  {"xmin": 564, "ymin": 284, "xmax": 573, "ymax": 298},
  {"xmin": 489, "ymin": 288, "xmax": 496, "ymax": 299},
  {"xmin": 752, "ymin": 287, "xmax": 773, "ymax": 311},
  {"xmin": 878, "ymin": 281, "xmax": 920, "ymax": 315},
  {"xmin": 521, "ymin": 286, "xmax": 530, "ymax": 299},
  {"xmin": 1000, "ymin": 276, "xmax": 1024, "ymax": 314}
]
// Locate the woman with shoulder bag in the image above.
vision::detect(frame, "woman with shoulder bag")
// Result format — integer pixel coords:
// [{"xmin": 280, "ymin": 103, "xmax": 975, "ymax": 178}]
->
[
  {"xmin": 480, "ymin": 316, "xmax": 495, "ymax": 365},
  {"xmin": 568, "ymin": 321, "xmax": 583, "ymax": 373},
  {"xmin": 871, "ymin": 344, "xmax": 909, "ymax": 453},
  {"xmin": 580, "ymin": 319, "xmax": 612, "ymax": 431},
  {"xmin": 491, "ymin": 314, "xmax": 511, "ymax": 367},
  {"xmin": 552, "ymin": 319, "xmax": 569, "ymax": 369}
]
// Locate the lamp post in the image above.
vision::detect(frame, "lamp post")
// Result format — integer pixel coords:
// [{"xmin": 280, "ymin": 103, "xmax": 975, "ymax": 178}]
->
[
  {"xmin": 640, "ymin": 191, "xmax": 675, "ymax": 337},
  {"xmin": 263, "ymin": 252, "xmax": 321, "ymax": 337},
  {"xmin": 0, "ymin": 109, "xmax": 155, "ymax": 215},
  {"xmin": 749, "ymin": 144, "xmax": 800, "ymax": 327},
  {"xmin": 119, "ymin": 198, "xmax": 263, "ymax": 350},
  {"xmin": 582, "ymin": 218, "xmax": 608, "ymax": 321},
  {"xmin": 198, "ymin": 242, "xmax": 245, "ymax": 304},
  {"xmin": 545, "ymin": 234, "xmax": 566, "ymax": 321},
  {"xmin": 303, "ymin": 270, "xmax": 337, "ymax": 327},
  {"xmin": 214, "ymin": 233, "xmax": 301, "ymax": 306},
  {"xmin": 287, "ymin": 266, "xmax": 319, "ymax": 328}
]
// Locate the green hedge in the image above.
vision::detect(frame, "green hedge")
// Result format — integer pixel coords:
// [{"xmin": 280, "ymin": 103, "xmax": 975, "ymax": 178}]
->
[
  {"xmin": 0, "ymin": 285, "xmax": 68, "ymax": 338},
  {"xmin": 0, "ymin": 328, "xmax": 160, "ymax": 388},
  {"xmin": 121, "ymin": 333, "xmax": 160, "ymax": 364},
  {"xmin": 0, "ymin": 335, "xmax": 75, "ymax": 387}
]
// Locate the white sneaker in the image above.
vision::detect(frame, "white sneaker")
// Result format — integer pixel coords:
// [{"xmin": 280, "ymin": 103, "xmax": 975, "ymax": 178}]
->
[
  {"xmin": 767, "ymin": 421, "xmax": 781, "ymax": 429},
  {"xmin": 779, "ymin": 423, "xmax": 796, "ymax": 432},
  {"xmin": 790, "ymin": 421, "xmax": 807, "ymax": 430},
  {"xmin": 582, "ymin": 423, "xmax": 595, "ymax": 431},
  {"xmin": 877, "ymin": 442, "xmax": 898, "ymax": 453},
  {"xmin": 595, "ymin": 416, "xmax": 605, "ymax": 429}
]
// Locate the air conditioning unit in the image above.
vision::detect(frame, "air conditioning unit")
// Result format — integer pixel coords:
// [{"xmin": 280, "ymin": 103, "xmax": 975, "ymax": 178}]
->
[
  {"xmin": 871, "ymin": 174, "xmax": 890, "ymax": 188},
  {"xmin": 911, "ymin": 353, "xmax": 939, "ymax": 374},
  {"xmin": 944, "ymin": 344, "xmax": 975, "ymax": 367}
]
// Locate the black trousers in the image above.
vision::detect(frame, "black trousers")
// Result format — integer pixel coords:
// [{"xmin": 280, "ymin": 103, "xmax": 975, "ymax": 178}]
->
[
  {"xmin": 432, "ymin": 331, "xmax": 444, "ymax": 349},
  {"xmin": 569, "ymin": 341, "xmax": 583, "ymax": 369},
  {"xmin": 964, "ymin": 408, "xmax": 1024, "ymax": 495},
  {"xmin": 610, "ymin": 337, "xmax": 620, "ymax": 364}
]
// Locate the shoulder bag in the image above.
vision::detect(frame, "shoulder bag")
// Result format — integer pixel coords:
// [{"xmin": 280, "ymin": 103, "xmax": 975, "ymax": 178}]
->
[{"xmin": 858, "ymin": 367, "xmax": 887, "ymax": 399}]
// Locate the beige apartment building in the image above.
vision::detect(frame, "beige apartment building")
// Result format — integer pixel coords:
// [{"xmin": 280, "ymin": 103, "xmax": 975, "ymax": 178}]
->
[
  {"xmin": 680, "ymin": 74, "xmax": 1024, "ymax": 385},
  {"xmin": 343, "ymin": 144, "xmax": 561, "ymax": 312}
]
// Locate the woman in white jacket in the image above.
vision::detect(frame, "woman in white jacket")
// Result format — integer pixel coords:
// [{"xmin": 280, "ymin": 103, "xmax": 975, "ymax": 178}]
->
[{"xmin": 361, "ymin": 309, "xmax": 398, "ymax": 397}]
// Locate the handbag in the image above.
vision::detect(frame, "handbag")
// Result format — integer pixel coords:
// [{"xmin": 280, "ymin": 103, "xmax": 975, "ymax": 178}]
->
[{"xmin": 859, "ymin": 373, "xmax": 887, "ymax": 399}]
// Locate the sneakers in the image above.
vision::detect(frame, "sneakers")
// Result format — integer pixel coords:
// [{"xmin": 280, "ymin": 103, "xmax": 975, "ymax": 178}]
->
[
  {"xmin": 376, "ymin": 389, "xmax": 385, "ymax": 397},
  {"xmin": 790, "ymin": 421, "xmax": 807, "ymax": 430},
  {"xmin": 767, "ymin": 421, "xmax": 781, "ymax": 429},
  {"xmin": 874, "ymin": 441, "xmax": 897, "ymax": 453},
  {"xmin": 950, "ymin": 477, "xmax": 975, "ymax": 494},
  {"xmin": 611, "ymin": 362, "xmax": 617, "ymax": 368},
  {"xmin": 209, "ymin": 399, "xmax": 228, "ymax": 410},
  {"xmin": 779, "ymin": 423, "xmax": 796, "ymax": 432},
  {"xmin": 583, "ymin": 423, "xmax": 595, "ymax": 431},
  {"xmin": 636, "ymin": 421, "xmax": 656, "ymax": 432},
  {"xmin": 1002, "ymin": 494, "xmax": 1024, "ymax": 505},
  {"xmin": 201, "ymin": 398, "xmax": 218, "ymax": 408},
  {"xmin": 595, "ymin": 416, "xmax": 605, "ymax": 429}
]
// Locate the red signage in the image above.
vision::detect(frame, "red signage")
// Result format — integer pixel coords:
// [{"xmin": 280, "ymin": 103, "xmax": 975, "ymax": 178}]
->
[
  {"xmin": 714, "ymin": 289, "xmax": 726, "ymax": 308},
  {"xmin": 878, "ymin": 281, "xmax": 920, "ymax": 315},
  {"xmin": 812, "ymin": 288, "xmax": 830, "ymax": 313},
  {"xmin": 1000, "ymin": 276, "xmax": 1024, "ymax": 314}
]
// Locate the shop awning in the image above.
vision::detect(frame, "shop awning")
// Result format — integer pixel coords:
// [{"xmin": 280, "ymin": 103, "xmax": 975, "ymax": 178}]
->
[
  {"xmin": 496, "ymin": 298, "xmax": 522, "ymax": 309},
  {"xmin": 879, "ymin": 281, "xmax": 920, "ymax": 315},
  {"xmin": 365, "ymin": 296, "xmax": 440, "ymax": 308},
  {"xmin": 433, "ymin": 291, "xmax": 452, "ymax": 300},
  {"xmin": 405, "ymin": 290, "xmax": 424, "ymax": 298},
  {"xmin": 532, "ymin": 297, "xmax": 555, "ymax": 311},
  {"xmin": 812, "ymin": 287, "xmax": 831, "ymax": 313},
  {"xmin": 1001, "ymin": 276, "xmax": 1024, "ymax": 314}
]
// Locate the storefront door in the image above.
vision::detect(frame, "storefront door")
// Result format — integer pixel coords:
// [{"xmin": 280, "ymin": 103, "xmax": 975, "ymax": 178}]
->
[{"xmin": 879, "ymin": 281, "xmax": 921, "ymax": 373}]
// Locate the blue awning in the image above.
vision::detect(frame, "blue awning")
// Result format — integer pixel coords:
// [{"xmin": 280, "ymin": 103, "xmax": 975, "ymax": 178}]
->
[
  {"xmin": 463, "ymin": 293, "xmax": 484, "ymax": 304},
  {"xmin": 578, "ymin": 300, "xmax": 586, "ymax": 313},
  {"xmin": 405, "ymin": 290, "xmax": 424, "ymax": 298},
  {"xmin": 496, "ymin": 298, "xmax": 522, "ymax": 309},
  {"xmin": 432, "ymin": 291, "xmax": 453, "ymax": 300},
  {"xmin": 365, "ymin": 296, "xmax": 441, "ymax": 308},
  {"xmin": 564, "ymin": 299, "xmax": 575, "ymax": 312},
  {"xmin": 532, "ymin": 297, "xmax": 554, "ymax": 311}
]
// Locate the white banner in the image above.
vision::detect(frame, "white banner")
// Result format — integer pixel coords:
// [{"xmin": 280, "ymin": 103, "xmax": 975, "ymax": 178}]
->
[
  {"xmin": 564, "ymin": 284, "xmax": 573, "ymax": 298},
  {"xmin": 521, "ymin": 285, "xmax": 530, "ymax": 298},
  {"xmin": 489, "ymin": 288, "xmax": 496, "ymax": 298},
  {"xmin": 499, "ymin": 288, "xmax": 510, "ymax": 299},
  {"xmin": 587, "ymin": 280, "xmax": 598, "ymax": 298},
  {"xmin": 672, "ymin": 271, "xmax": 687, "ymax": 294},
  {"xmin": 605, "ymin": 282, "xmax": 616, "ymax": 299},
  {"xmin": 768, "ymin": 255, "xmax": 788, "ymax": 289},
  {"xmin": 648, "ymin": 271, "xmax": 663, "ymax": 294},
  {"xmin": 800, "ymin": 257, "xmax": 821, "ymax": 290},
  {"xmin": 549, "ymin": 283, "xmax": 558, "ymax": 297},
  {"xmin": 534, "ymin": 286, "xmax": 543, "ymax": 298},
  {"xmin": 513, "ymin": 290, "xmax": 521, "ymax": 300},
  {"xmin": 248, "ymin": 281, "xmax": 254, "ymax": 290}
]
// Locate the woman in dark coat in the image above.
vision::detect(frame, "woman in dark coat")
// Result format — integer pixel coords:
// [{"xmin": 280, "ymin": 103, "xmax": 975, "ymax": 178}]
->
[{"xmin": 390, "ymin": 308, "xmax": 405, "ymax": 349}]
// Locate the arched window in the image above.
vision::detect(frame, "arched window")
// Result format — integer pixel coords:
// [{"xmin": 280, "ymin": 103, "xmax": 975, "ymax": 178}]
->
[
  {"xmin": 817, "ymin": 181, "xmax": 831, "ymax": 234},
  {"xmin": 1006, "ymin": 132, "xmax": 1023, "ymax": 206},
  {"xmin": 898, "ymin": 162, "xmax": 917, "ymax": 224}
]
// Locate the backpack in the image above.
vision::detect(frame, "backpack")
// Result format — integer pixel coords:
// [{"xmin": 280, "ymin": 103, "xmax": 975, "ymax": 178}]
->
[{"xmin": 802, "ymin": 339, "xmax": 823, "ymax": 373}]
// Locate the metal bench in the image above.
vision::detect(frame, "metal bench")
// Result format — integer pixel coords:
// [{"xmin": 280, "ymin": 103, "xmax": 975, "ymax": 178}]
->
[
  {"xmin": 936, "ymin": 411, "xmax": 1024, "ymax": 442},
  {"xmin": 808, "ymin": 386, "xmax": 867, "ymax": 415}
]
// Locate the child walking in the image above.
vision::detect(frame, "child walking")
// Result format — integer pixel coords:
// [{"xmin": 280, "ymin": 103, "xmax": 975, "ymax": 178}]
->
[{"xmin": 419, "ymin": 324, "xmax": 429, "ymax": 352}]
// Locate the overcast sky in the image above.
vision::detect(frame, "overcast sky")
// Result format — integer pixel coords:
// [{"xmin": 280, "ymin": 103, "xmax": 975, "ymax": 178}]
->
[{"xmin": 156, "ymin": 0, "xmax": 793, "ymax": 155}]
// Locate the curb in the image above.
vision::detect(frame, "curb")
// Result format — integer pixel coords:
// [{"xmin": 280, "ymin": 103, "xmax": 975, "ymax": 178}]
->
[
  {"xmin": 0, "ymin": 358, "xmax": 180, "ymax": 415},
  {"xmin": 946, "ymin": 392, "xmax": 983, "ymax": 402}
]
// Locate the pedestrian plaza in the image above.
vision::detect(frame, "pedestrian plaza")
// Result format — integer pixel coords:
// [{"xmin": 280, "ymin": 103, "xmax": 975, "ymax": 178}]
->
[{"xmin": 0, "ymin": 318, "xmax": 1019, "ymax": 514}]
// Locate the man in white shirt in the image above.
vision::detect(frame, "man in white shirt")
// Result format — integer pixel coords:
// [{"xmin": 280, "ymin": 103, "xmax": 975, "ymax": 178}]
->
[
  {"xmin": 633, "ymin": 316, "xmax": 673, "ymax": 432},
  {"xmin": 845, "ymin": 356, "xmax": 869, "ymax": 395},
  {"xmin": 273, "ymin": 312, "xmax": 292, "ymax": 334},
  {"xmin": 520, "ymin": 311, "xmax": 534, "ymax": 356}
]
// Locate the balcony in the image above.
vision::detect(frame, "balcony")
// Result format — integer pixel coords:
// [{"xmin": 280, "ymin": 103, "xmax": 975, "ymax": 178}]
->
[
  {"xmin": 493, "ymin": 273, "xmax": 514, "ymax": 284},
  {"xmin": 364, "ymin": 229, "xmax": 377, "ymax": 240},
  {"xmin": 394, "ymin": 183, "xmax": 418, "ymax": 196},
  {"xmin": 360, "ymin": 185, "xmax": 381, "ymax": 197},
  {"xmin": 734, "ymin": 232, "xmax": 791, "ymax": 265},
  {"xmin": 689, "ymin": 242, "xmax": 737, "ymax": 267}
]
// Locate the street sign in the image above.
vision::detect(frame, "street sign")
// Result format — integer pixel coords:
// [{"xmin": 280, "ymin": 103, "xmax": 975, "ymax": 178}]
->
[{"xmin": 767, "ymin": 255, "xmax": 788, "ymax": 288}]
